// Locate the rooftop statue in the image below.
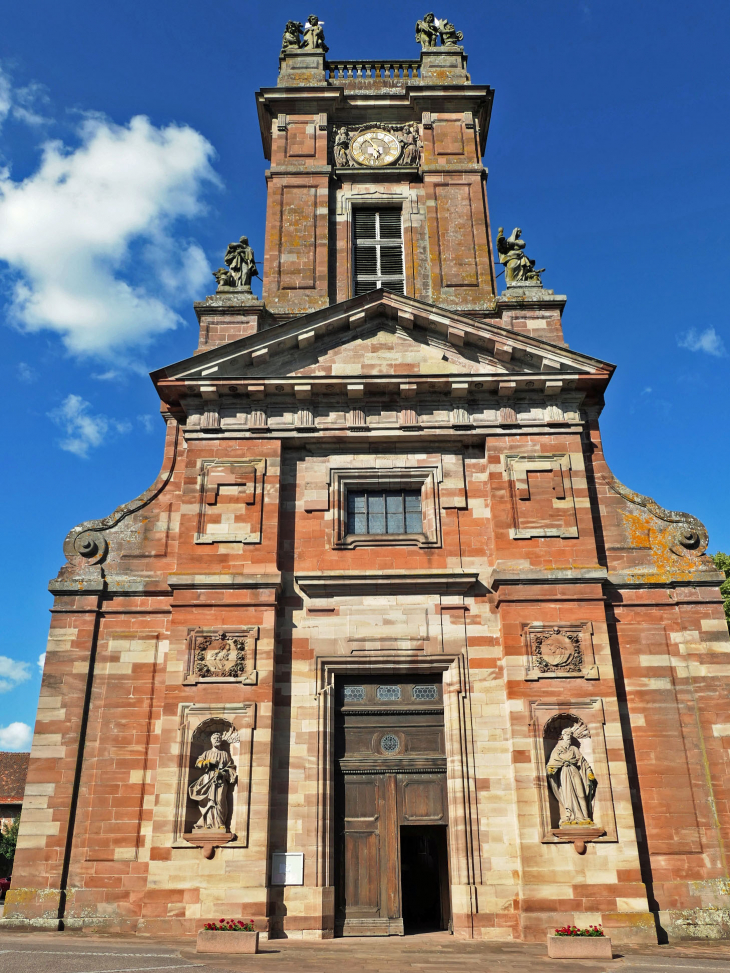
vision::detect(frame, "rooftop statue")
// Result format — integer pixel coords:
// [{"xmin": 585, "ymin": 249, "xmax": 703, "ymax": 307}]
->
[
  {"xmin": 496, "ymin": 227, "xmax": 545, "ymax": 285},
  {"xmin": 281, "ymin": 20, "xmax": 304, "ymax": 53},
  {"xmin": 302, "ymin": 15, "xmax": 328, "ymax": 53},
  {"xmin": 416, "ymin": 13, "xmax": 464, "ymax": 49},
  {"xmin": 439, "ymin": 18, "xmax": 464, "ymax": 47},
  {"xmin": 415, "ymin": 13, "xmax": 440, "ymax": 49},
  {"xmin": 222, "ymin": 235, "xmax": 259, "ymax": 292}
]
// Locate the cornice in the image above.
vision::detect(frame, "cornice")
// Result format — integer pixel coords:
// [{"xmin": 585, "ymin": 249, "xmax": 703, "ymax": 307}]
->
[{"xmin": 295, "ymin": 570, "xmax": 478, "ymax": 597}]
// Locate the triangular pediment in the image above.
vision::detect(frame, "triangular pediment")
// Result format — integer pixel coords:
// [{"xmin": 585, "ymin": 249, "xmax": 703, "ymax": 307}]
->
[{"xmin": 153, "ymin": 290, "xmax": 613, "ymax": 388}]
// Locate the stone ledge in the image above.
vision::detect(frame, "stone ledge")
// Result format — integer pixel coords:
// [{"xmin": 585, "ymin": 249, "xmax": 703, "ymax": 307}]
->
[
  {"xmin": 296, "ymin": 570, "xmax": 478, "ymax": 597},
  {"xmin": 167, "ymin": 573, "xmax": 282, "ymax": 590}
]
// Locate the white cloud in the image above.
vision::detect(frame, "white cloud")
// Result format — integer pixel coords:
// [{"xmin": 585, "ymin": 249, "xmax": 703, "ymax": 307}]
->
[
  {"xmin": 37, "ymin": 653, "xmax": 46, "ymax": 672},
  {"xmin": 17, "ymin": 361, "xmax": 36, "ymax": 382},
  {"xmin": 0, "ymin": 656, "xmax": 31, "ymax": 693},
  {"xmin": 138, "ymin": 414, "xmax": 155, "ymax": 433},
  {"xmin": 0, "ymin": 722, "xmax": 32, "ymax": 751},
  {"xmin": 677, "ymin": 327, "xmax": 726, "ymax": 357},
  {"xmin": 0, "ymin": 112, "xmax": 218, "ymax": 359},
  {"xmin": 0, "ymin": 64, "xmax": 50, "ymax": 133},
  {"xmin": 48, "ymin": 393, "xmax": 131, "ymax": 458}
]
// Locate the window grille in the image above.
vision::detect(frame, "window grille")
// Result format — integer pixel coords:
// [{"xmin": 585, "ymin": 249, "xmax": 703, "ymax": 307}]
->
[
  {"xmin": 347, "ymin": 490, "xmax": 423, "ymax": 536},
  {"xmin": 353, "ymin": 209, "xmax": 405, "ymax": 295},
  {"xmin": 343, "ymin": 686, "xmax": 366, "ymax": 702},
  {"xmin": 376, "ymin": 685, "xmax": 401, "ymax": 701},
  {"xmin": 412, "ymin": 685, "xmax": 438, "ymax": 701}
]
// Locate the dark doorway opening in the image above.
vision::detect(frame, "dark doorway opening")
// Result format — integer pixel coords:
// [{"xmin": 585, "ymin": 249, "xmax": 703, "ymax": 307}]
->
[{"xmin": 400, "ymin": 825, "xmax": 450, "ymax": 934}]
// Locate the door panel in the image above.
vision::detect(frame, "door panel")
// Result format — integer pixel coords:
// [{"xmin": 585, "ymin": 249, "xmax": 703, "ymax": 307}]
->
[
  {"xmin": 334, "ymin": 676, "xmax": 447, "ymax": 936},
  {"xmin": 344, "ymin": 831, "xmax": 380, "ymax": 912},
  {"xmin": 402, "ymin": 777, "xmax": 446, "ymax": 822}
]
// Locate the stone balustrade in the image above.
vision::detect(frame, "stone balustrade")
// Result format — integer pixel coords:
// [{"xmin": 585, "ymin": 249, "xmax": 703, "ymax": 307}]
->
[{"xmin": 326, "ymin": 60, "xmax": 422, "ymax": 82}]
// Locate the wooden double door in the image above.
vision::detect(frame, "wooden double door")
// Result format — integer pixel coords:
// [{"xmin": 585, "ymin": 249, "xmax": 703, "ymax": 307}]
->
[{"xmin": 334, "ymin": 676, "xmax": 450, "ymax": 936}]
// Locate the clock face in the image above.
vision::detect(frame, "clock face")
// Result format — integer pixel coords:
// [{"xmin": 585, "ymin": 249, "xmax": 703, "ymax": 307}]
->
[{"xmin": 350, "ymin": 130, "xmax": 401, "ymax": 167}]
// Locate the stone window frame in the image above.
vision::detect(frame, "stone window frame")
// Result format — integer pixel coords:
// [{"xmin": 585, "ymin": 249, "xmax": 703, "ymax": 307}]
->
[
  {"xmin": 172, "ymin": 702, "xmax": 256, "ymax": 849},
  {"xmin": 528, "ymin": 698, "xmax": 618, "ymax": 844},
  {"xmin": 183, "ymin": 626, "xmax": 259, "ymax": 686},
  {"xmin": 522, "ymin": 621, "xmax": 598, "ymax": 681},
  {"xmin": 503, "ymin": 452, "xmax": 578, "ymax": 539},
  {"xmin": 330, "ymin": 466, "xmax": 442, "ymax": 549},
  {"xmin": 194, "ymin": 458, "xmax": 266, "ymax": 545}
]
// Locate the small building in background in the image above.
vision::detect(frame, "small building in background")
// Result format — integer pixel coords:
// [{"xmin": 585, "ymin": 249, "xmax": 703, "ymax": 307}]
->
[{"xmin": 0, "ymin": 752, "xmax": 29, "ymax": 833}]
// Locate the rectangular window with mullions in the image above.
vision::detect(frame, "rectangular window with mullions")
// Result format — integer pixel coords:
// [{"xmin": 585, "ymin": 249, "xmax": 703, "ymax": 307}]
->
[
  {"xmin": 353, "ymin": 209, "xmax": 405, "ymax": 295},
  {"xmin": 347, "ymin": 490, "xmax": 423, "ymax": 536}
]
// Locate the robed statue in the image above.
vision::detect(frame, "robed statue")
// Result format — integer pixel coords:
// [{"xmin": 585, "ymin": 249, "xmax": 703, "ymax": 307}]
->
[
  {"xmin": 546, "ymin": 726, "xmax": 597, "ymax": 826},
  {"xmin": 302, "ymin": 15, "xmax": 328, "ymax": 52},
  {"xmin": 223, "ymin": 235, "xmax": 259, "ymax": 292},
  {"xmin": 334, "ymin": 127, "xmax": 350, "ymax": 167},
  {"xmin": 496, "ymin": 227, "xmax": 545, "ymax": 284},
  {"xmin": 189, "ymin": 731, "xmax": 237, "ymax": 830},
  {"xmin": 281, "ymin": 20, "xmax": 304, "ymax": 52},
  {"xmin": 400, "ymin": 124, "xmax": 421, "ymax": 166}
]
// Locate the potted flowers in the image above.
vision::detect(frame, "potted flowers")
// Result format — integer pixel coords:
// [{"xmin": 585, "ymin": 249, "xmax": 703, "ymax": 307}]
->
[
  {"xmin": 547, "ymin": 925, "xmax": 612, "ymax": 959},
  {"xmin": 197, "ymin": 918, "xmax": 259, "ymax": 954}
]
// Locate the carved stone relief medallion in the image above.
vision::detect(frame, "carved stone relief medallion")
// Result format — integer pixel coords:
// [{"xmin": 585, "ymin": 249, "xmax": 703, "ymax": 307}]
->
[
  {"xmin": 523, "ymin": 622, "xmax": 598, "ymax": 681},
  {"xmin": 184, "ymin": 627, "xmax": 258, "ymax": 685},
  {"xmin": 350, "ymin": 130, "xmax": 402, "ymax": 167},
  {"xmin": 536, "ymin": 629, "xmax": 581, "ymax": 671}
]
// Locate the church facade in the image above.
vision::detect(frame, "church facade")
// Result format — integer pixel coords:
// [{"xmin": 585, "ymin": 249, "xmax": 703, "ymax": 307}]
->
[{"xmin": 6, "ymin": 22, "xmax": 730, "ymax": 944}]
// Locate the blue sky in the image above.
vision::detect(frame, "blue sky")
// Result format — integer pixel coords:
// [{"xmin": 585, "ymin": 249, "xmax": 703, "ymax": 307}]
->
[{"xmin": 0, "ymin": 0, "xmax": 728, "ymax": 748}]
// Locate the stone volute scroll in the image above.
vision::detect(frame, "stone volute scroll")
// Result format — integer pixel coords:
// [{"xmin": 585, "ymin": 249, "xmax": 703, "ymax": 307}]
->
[{"xmin": 496, "ymin": 227, "xmax": 545, "ymax": 285}]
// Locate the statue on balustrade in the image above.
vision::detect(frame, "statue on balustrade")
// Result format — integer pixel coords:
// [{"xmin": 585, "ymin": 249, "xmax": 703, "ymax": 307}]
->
[
  {"xmin": 546, "ymin": 726, "xmax": 597, "ymax": 826},
  {"xmin": 438, "ymin": 18, "xmax": 463, "ymax": 46},
  {"xmin": 416, "ymin": 13, "xmax": 440, "ymax": 48},
  {"xmin": 281, "ymin": 20, "xmax": 304, "ymax": 53},
  {"xmin": 302, "ymin": 15, "xmax": 328, "ymax": 52},
  {"xmin": 223, "ymin": 235, "xmax": 259, "ymax": 292},
  {"xmin": 496, "ymin": 226, "xmax": 545, "ymax": 284},
  {"xmin": 189, "ymin": 731, "xmax": 237, "ymax": 831}
]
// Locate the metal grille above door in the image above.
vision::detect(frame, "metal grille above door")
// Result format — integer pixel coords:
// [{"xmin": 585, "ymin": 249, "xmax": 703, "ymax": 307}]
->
[{"xmin": 353, "ymin": 209, "xmax": 405, "ymax": 295}]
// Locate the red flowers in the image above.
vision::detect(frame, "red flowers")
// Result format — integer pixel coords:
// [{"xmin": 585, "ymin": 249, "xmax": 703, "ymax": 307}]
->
[
  {"xmin": 203, "ymin": 919, "xmax": 256, "ymax": 931},
  {"xmin": 554, "ymin": 924, "xmax": 604, "ymax": 937}
]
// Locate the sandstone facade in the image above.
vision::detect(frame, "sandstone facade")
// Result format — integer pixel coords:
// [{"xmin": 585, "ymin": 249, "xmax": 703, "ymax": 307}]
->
[{"xmin": 5, "ymin": 40, "xmax": 729, "ymax": 945}]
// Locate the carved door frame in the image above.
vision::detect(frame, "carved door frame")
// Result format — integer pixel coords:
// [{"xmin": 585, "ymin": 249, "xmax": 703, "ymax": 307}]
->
[{"xmin": 314, "ymin": 653, "xmax": 481, "ymax": 928}]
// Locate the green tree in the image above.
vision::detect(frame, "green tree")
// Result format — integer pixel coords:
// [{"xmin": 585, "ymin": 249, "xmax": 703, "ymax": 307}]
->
[
  {"xmin": 712, "ymin": 552, "xmax": 730, "ymax": 630},
  {"xmin": 0, "ymin": 816, "xmax": 19, "ymax": 876}
]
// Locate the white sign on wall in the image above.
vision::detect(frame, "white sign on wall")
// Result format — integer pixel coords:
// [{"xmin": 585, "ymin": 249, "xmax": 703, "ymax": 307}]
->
[{"xmin": 271, "ymin": 852, "xmax": 304, "ymax": 886}]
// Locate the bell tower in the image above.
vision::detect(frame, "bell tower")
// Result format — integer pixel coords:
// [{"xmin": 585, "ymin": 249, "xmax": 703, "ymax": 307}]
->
[{"xmin": 256, "ymin": 22, "xmax": 495, "ymax": 320}]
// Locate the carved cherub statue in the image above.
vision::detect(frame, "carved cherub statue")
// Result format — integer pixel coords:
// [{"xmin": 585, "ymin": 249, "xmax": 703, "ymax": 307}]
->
[
  {"xmin": 302, "ymin": 15, "xmax": 328, "ymax": 52},
  {"xmin": 416, "ymin": 12, "xmax": 440, "ymax": 48},
  {"xmin": 281, "ymin": 20, "xmax": 304, "ymax": 53},
  {"xmin": 438, "ymin": 18, "xmax": 464, "ymax": 46},
  {"xmin": 212, "ymin": 267, "xmax": 235, "ymax": 290},
  {"xmin": 496, "ymin": 227, "xmax": 545, "ymax": 284}
]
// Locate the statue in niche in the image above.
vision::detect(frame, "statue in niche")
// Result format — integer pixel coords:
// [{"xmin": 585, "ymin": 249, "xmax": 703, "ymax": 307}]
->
[
  {"xmin": 334, "ymin": 127, "xmax": 351, "ymax": 167},
  {"xmin": 416, "ymin": 13, "xmax": 440, "ymax": 48},
  {"xmin": 496, "ymin": 227, "xmax": 545, "ymax": 284},
  {"xmin": 281, "ymin": 20, "xmax": 304, "ymax": 52},
  {"xmin": 546, "ymin": 725, "xmax": 597, "ymax": 826},
  {"xmin": 223, "ymin": 236, "xmax": 259, "ymax": 292},
  {"xmin": 400, "ymin": 124, "xmax": 421, "ymax": 166},
  {"xmin": 189, "ymin": 730, "xmax": 237, "ymax": 830},
  {"xmin": 438, "ymin": 18, "xmax": 464, "ymax": 46},
  {"xmin": 302, "ymin": 15, "xmax": 328, "ymax": 52}
]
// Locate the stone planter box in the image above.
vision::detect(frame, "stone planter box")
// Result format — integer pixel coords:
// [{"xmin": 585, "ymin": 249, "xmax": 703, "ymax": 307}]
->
[
  {"xmin": 547, "ymin": 934, "xmax": 612, "ymax": 959},
  {"xmin": 196, "ymin": 929, "xmax": 258, "ymax": 954}
]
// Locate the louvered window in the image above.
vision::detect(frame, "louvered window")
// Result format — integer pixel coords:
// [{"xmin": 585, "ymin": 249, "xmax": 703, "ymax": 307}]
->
[{"xmin": 353, "ymin": 209, "xmax": 405, "ymax": 295}]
